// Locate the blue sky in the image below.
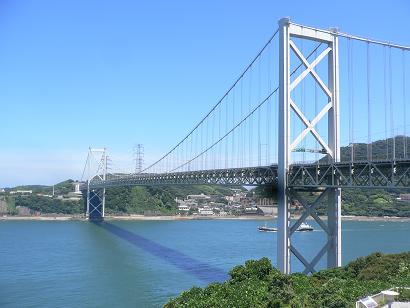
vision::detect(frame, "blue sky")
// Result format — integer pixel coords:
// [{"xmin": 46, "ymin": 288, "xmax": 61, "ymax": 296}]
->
[{"xmin": 1, "ymin": 0, "xmax": 409, "ymax": 186}]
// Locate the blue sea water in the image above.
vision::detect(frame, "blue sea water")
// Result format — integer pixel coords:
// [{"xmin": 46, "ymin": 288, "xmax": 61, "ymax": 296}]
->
[{"xmin": 0, "ymin": 219, "xmax": 409, "ymax": 307}]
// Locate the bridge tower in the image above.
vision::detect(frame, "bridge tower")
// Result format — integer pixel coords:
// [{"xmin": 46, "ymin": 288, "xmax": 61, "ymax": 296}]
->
[
  {"xmin": 83, "ymin": 148, "xmax": 107, "ymax": 220},
  {"xmin": 277, "ymin": 18, "xmax": 341, "ymax": 274}
]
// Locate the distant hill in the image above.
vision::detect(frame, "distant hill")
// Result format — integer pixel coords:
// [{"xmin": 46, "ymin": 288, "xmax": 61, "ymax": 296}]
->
[
  {"xmin": 105, "ymin": 185, "xmax": 240, "ymax": 215},
  {"xmin": 7, "ymin": 179, "xmax": 77, "ymax": 195},
  {"xmin": 4, "ymin": 136, "xmax": 410, "ymax": 217},
  {"xmin": 338, "ymin": 135, "xmax": 409, "ymax": 162},
  {"xmin": 3, "ymin": 183, "xmax": 242, "ymax": 216}
]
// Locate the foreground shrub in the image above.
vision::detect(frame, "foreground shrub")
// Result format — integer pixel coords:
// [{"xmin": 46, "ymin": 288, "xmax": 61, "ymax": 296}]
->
[{"xmin": 165, "ymin": 252, "xmax": 410, "ymax": 308}]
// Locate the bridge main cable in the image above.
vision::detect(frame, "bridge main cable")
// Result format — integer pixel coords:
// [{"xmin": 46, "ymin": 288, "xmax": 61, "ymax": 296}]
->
[
  {"xmin": 141, "ymin": 28, "xmax": 279, "ymax": 173},
  {"xmin": 291, "ymin": 22, "xmax": 410, "ymax": 51},
  {"xmin": 168, "ymin": 41, "xmax": 324, "ymax": 172}
]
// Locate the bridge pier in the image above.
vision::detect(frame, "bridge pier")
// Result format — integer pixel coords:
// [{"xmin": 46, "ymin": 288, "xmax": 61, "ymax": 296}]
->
[
  {"xmin": 285, "ymin": 188, "xmax": 341, "ymax": 273},
  {"xmin": 85, "ymin": 187, "xmax": 105, "ymax": 220},
  {"xmin": 277, "ymin": 18, "xmax": 341, "ymax": 274}
]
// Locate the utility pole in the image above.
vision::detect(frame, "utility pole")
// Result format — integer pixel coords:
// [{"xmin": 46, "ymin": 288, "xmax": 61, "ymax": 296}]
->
[{"xmin": 134, "ymin": 144, "xmax": 144, "ymax": 173}]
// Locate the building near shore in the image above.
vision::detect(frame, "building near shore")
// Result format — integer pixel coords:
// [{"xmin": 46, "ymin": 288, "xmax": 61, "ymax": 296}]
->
[
  {"xmin": 198, "ymin": 206, "xmax": 214, "ymax": 216},
  {"xmin": 178, "ymin": 204, "xmax": 190, "ymax": 212},
  {"xmin": 244, "ymin": 206, "xmax": 259, "ymax": 215},
  {"xmin": 10, "ymin": 190, "xmax": 32, "ymax": 195}
]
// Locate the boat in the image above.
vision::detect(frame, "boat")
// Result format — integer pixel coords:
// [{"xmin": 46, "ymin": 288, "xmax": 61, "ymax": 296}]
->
[
  {"xmin": 258, "ymin": 223, "xmax": 277, "ymax": 232},
  {"xmin": 296, "ymin": 222, "xmax": 314, "ymax": 232}
]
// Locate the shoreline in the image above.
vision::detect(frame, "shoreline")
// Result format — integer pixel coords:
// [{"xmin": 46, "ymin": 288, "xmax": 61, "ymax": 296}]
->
[{"xmin": 1, "ymin": 214, "xmax": 410, "ymax": 222}]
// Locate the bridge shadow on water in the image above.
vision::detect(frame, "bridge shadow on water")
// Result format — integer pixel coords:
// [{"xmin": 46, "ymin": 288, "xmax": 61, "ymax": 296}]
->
[{"xmin": 91, "ymin": 221, "xmax": 228, "ymax": 284}]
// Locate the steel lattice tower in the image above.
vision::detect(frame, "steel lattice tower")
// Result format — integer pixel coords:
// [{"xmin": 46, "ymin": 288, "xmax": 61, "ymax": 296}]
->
[{"xmin": 134, "ymin": 144, "xmax": 144, "ymax": 174}]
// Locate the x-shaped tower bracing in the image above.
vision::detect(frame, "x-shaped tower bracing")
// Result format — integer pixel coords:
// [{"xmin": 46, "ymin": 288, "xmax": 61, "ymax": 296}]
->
[
  {"xmin": 84, "ymin": 148, "xmax": 107, "ymax": 219},
  {"xmin": 277, "ymin": 18, "xmax": 341, "ymax": 274}
]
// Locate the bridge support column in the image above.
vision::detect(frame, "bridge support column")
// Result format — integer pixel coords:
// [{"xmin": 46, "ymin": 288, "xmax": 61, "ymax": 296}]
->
[
  {"xmin": 83, "ymin": 148, "xmax": 107, "ymax": 221},
  {"xmin": 327, "ymin": 188, "xmax": 341, "ymax": 268},
  {"xmin": 86, "ymin": 187, "xmax": 105, "ymax": 220},
  {"xmin": 287, "ymin": 188, "xmax": 341, "ymax": 274},
  {"xmin": 278, "ymin": 18, "xmax": 340, "ymax": 274}
]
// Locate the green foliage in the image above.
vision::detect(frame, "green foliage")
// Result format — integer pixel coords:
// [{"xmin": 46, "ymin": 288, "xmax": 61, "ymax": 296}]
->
[
  {"xmin": 8, "ymin": 179, "xmax": 76, "ymax": 195},
  {"xmin": 13, "ymin": 195, "xmax": 83, "ymax": 214},
  {"xmin": 5, "ymin": 196, "xmax": 18, "ymax": 215},
  {"xmin": 6, "ymin": 182, "xmax": 240, "ymax": 215},
  {"xmin": 53, "ymin": 179, "xmax": 76, "ymax": 195},
  {"xmin": 398, "ymin": 288, "xmax": 410, "ymax": 301},
  {"xmin": 166, "ymin": 252, "xmax": 410, "ymax": 308},
  {"xmin": 104, "ymin": 185, "xmax": 238, "ymax": 215}
]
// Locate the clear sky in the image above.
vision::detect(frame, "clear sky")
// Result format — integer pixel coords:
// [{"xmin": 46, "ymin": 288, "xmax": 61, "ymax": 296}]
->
[{"xmin": 1, "ymin": 0, "xmax": 409, "ymax": 187}]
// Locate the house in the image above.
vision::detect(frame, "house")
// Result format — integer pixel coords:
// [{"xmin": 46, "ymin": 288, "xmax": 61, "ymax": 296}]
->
[
  {"xmin": 198, "ymin": 206, "xmax": 214, "ymax": 216},
  {"xmin": 178, "ymin": 205, "xmax": 190, "ymax": 212},
  {"xmin": 10, "ymin": 190, "xmax": 32, "ymax": 195}
]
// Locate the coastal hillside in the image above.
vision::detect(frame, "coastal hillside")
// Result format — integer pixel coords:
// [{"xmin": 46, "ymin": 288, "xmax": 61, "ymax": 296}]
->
[
  {"xmin": 104, "ymin": 185, "xmax": 239, "ymax": 215},
  {"xmin": 165, "ymin": 252, "xmax": 410, "ymax": 307},
  {"xmin": 2, "ymin": 181, "xmax": 410, "ymax": 217},
  {"xmin": 3, "ymin": 135, "xmax": 410, "ymax": 217},
  {"xmin": 1, "ymin": 183, "xmax": 240, "ymax": 216}
]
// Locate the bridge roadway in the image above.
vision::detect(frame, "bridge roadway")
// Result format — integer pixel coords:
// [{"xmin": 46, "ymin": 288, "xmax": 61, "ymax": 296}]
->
[{"xmin": 83, "ymin": 159, "xmax": 410, "ymax": 190}]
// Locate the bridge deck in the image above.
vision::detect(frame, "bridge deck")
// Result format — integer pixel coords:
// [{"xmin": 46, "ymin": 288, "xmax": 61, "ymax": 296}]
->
[{"xmin": 83, "ymin": 159, "xmax": 410, "ymax": 190}]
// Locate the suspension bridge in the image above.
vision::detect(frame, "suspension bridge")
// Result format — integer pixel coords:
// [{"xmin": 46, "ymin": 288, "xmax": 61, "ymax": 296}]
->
[{"xmin": 80, "ymin": 18, "xmax": 410, "ymax": 275}]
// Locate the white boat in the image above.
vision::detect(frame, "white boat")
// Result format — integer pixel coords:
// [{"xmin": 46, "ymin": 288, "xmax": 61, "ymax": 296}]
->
[
  {"xmin": 258, "ymin": 223, "xmax": 277, "ymax": 232},
  {"xmin": 296, "ymin": 223, "xmax": 314, "ymax": 232}
]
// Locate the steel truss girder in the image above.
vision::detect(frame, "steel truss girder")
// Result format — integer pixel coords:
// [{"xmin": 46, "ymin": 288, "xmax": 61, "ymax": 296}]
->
[
  {"xmin": 79, "ymin": 159, "xmax": 410, "ymax": 190},
  {"xmin": 288, "ymin": 159, "xmax": 410, "ymax": 188},
  {"xmin": 83, "ymin": 166, "xmax": 278, "ymax": 190}
]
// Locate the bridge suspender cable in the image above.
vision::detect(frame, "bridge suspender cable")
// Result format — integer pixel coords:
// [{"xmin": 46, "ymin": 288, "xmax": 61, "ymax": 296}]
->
[
  {"xmin": 258, "ymin": 55, "xmax": 262, "ymax": 166},
  {"xmin": 389, "ymin": 46, "xmax": 395, "ymax": 160},
  {"xmin": 347, "ymin": 38, "xmax": 354, "ymax": 162},
  {"xmin": 367, "ymin": 42, "xmax": 372, "ymax": 161},
  {"xmin": 266, "ymin": 42, "xmax": 272, "ymax": 165},
  {"xmin": 314, "ymin": 48, "xmax": 318, "ymax": 162},
  {"xmin": 141, "ymin": 29, "xmax": 279, "ymax": 173},
  {"xmin": 403, "ymin": 50, "xmax": 407, "ymax": 158},
  {"xmin": 248, "ymin": 64, "xmax": 253, "ymax": 167},
  {"xmin": 384, "ymin": 46, "xmax": 389, "ymax": 160},
  {"xmin": 168, "ymin": 43, "xmax": 324, "ymax": 172}
]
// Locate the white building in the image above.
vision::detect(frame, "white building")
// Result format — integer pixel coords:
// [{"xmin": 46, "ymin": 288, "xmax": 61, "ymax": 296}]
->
[
  {"xmin": 187, "ymin": 193, "xmax": 210, "ymax": 201},
  {"xmin": 226, "ymin": 190, "xmax": 247, "ymax": 204},
  {"xmin": 178, "ymin": 205, "xmax": 190, "ymax": 212},
  {"xmin": 198, "ymin": 206, "xmax": 214, "ymax": 216},
  {"xmin": 245, "ymin": 206, "xmax": 259, "ymax": 214},
  {"xmin": 72, "ymin": 182, "xmax": 83, "ymax": 195},
  {"xmin": 10, "ymin": 190, "xmax": 32, "ymax": 195}
]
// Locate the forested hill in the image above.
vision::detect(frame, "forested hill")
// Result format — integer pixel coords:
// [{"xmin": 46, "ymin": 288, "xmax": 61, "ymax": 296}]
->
[
  {"xmin": 4, "ymin": 135, "xmax": 410, "ymax": 217},
  {"xmin": 104, "ymin": 185, "xmax": 238, "ymax": 215},
  {"xmin": 5, "ymin": 179, "xmax": 79, "ymax": 195},
  {"xmin": 338, "ymin": 135, "xmax": 409, "ymax": 161},
  {"xmin": 2, "ymin": 184, "xmax": 240, "ymax": 216}
]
